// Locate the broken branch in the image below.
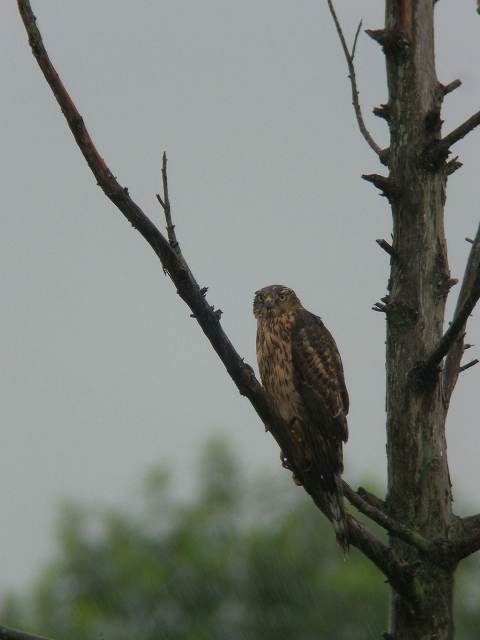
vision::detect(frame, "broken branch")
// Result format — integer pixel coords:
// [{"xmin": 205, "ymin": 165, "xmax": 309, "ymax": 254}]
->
[{"xmin": 376, "ymin": 238, "xmax": 397, "ymax": 259}]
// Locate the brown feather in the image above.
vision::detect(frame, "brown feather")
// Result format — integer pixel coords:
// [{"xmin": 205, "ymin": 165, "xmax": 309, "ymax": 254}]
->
[{"xmin": 254, "ymin": 285, "xmax": 349, "ymax": 557}]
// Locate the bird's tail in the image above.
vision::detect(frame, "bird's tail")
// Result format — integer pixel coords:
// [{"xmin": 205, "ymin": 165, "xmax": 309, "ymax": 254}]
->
[{"xmin": 328, "ymin": 473, "xmax": 349, "ymax": 558}]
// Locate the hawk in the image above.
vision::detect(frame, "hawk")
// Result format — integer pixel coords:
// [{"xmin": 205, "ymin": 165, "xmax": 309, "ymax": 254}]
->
[{"xmin": 253, "ymin": 284, "xmax": 349, "ymax": 556}]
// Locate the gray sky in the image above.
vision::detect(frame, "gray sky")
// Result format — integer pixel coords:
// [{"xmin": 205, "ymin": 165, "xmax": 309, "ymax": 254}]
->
[{"xmin": 2, "ymin": 1, "xmax": 479, "ymax": 594}]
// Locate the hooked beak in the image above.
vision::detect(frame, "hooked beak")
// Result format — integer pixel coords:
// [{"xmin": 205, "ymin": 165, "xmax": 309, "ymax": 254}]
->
[{"xmin": 264, "ymin": 296, "xmax": 274, "ymax": 311}]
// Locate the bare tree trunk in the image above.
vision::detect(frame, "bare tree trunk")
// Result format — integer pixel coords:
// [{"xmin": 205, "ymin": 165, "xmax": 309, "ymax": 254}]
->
[{"xmin": 380, "ymin": 1, "xmax": 453, "ymax": 637}]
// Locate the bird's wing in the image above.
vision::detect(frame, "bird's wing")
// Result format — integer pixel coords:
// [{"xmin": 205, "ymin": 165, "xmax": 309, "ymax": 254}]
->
[{"xmin": 291, "ymin": 309, "xmax": 349, "ymax": 443}]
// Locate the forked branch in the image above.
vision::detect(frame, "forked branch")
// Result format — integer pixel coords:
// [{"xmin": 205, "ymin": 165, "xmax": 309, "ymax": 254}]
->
[
  {"xmin": 326, "ymin": 0, "xmax": 386, "ymax": 162},
  {"xmin": 343, "ymin": 483, "xmax": 430, "ymax": 553},
  {"xmin": 156, "ymin": 153, "xmax": 199, "ymax": 288}
]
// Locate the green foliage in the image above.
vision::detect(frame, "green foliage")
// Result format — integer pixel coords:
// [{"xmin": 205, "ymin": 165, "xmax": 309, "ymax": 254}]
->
[{"xmin": 1, "ymin": 437, "xmax": 478, "ymax": 639}]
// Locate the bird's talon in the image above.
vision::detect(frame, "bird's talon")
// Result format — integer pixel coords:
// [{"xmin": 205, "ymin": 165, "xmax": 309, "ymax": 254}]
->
[{"xmin": 292, "ymin": 472, "xmax": 303, "ymax": 486}]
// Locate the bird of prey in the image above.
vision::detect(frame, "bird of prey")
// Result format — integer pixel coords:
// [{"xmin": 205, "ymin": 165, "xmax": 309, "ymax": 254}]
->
[{"xmin": 253, "ymin": 284, "xmax": 349, "ymax": 555}]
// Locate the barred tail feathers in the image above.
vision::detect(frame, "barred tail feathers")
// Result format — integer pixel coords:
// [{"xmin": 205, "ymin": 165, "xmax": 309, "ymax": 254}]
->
[{"xmin": 328, "ymin": 473, "xmax": 349, "ymax": 558}]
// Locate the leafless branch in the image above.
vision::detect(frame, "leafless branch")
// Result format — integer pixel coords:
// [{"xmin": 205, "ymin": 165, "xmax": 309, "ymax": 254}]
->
[
  {"xmin": 442, "ymin": 79, "xmax": 462, "ymax": 96},
  {"xmin": 415, "ymin": 229, "xmax": 480, "ymax": 391},
  {"xmin": 455, "ymin": 514, "xmax": 480, "ymax": 560},
  {"xmin": 15, "ymin": 0, "xmax": 423, "ymax": 593},
  {"xmin": 347, "ymin": 518, "xmax": 423, "ymax": 609},
  {"xmin": 343, "ymin": 483, "xmax": 430, "ymax": 553},
  {"xmin": 156, "ymin": 153, "xmax": 199, "ymax": 288},
  {"xmin": 0, "ymin": 625, "xmax": 53, "ymax": 640},
  {"xmin": 442, "ymin": 110, "xmax": 480, "ymax": 148},
  {"xmin": 424, "ymin": 110, "xmax": 480, "ymax": 171},
  {"xmin": 376, "ymin": 238, "xmax": 397, "ymax": 259},
  {"xmin": 362, "ymin": 174, "xmax": 398, "ymax": 201},
  {"xmin": 428, "ymin": 515, "xmax": 480, "ymax": 566},
  {"xmin": 458, "ymin": 358, "xmax": 479, "ymax": 373},
  {"xmin": 443, "ymin": 222, "xmax": 480, "ymax": 404},
  {"xmin": 326, "ymin": 0, "xmax": 386, "ymax": 162},
  {"xmin": 356, "ymin": 486, "xmax": 386, "ymax": 511},
  {"xmin": 446, "ymin": 157, "xmax": 463, "ymax": 176}
]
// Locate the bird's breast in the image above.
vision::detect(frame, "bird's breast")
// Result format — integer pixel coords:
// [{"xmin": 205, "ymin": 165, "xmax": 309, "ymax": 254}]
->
[{"xmin": 256, "ymin": 316, "xmax": 302, "ymax": 423}]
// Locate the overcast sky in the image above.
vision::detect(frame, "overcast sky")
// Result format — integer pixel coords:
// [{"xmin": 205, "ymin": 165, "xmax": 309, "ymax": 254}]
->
[{"xmin": 2, "ymin": 1, "xmax": 479, "ymax": 594}]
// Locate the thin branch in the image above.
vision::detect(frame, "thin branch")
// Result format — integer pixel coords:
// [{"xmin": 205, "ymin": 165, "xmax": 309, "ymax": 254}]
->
[
  {"xmin": 416, "ymin": 231, "xmax": 480, "ymax": 391},
  {"xmin": 156, "ymin": 153, "xmax": 199, "ymax": 288},
  {"xmin": 326, "ymin": 0, "xmax": 385, "ymax": 161},
  {"xmin": 376, "ymin": 238, "xmax": 397, "ymax": 259},
  {"xmin": 351, "ymin": 19, "xmax": 362, "ymax": 60},
  {"xmin": 15, "ymin": 0, "xmax": 418, "ymax": 591},
  {"xmin": 442, "ymin": 79, "xmax": 462, "ymax": 96},
  {"xmin": 343, "ymin": 483, "xmax": 430, "ymax": 553},
  {"xmin": 0, "ymin": 625, "xmax": 54, "ymax": 640},
  {"xmin": 442, "ymin": 109, "xmax": 480, "ymax": 149},
  {"xmin": 443, "ymin": 222, "xmax": 480, "ymax": 404},
  {"xmin": 458, "ymin": 358, "xmax": 479, "ymax": 373},
  {"xmin": 424, "ymin": 110, "xmax": 480, "ymax": 171},
  {"xmin": 362, "ymin": 174, "xmax": 398, "ymax": 201},
  {"xmin": 356, "ymin": 486, "xmax": 386, "ymax": 511}
]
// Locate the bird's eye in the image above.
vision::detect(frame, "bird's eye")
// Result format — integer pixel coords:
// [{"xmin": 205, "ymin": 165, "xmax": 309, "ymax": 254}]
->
[
  {"xmin": 278, "ymin": 294, "xmax": 287, "ymax": 301},
  {"xmin": 257, "ymin": 294, "xmax": 264, "ymax": 302}
]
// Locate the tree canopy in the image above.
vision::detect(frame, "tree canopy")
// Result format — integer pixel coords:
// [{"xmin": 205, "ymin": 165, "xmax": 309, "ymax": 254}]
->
[{"xmin": 2, "ymin": 439, "xmax": 479, "ymax": 639}]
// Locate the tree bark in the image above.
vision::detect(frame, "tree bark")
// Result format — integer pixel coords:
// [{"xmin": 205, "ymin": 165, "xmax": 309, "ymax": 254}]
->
[{"xmin": 381, "ymin": 1, "xmax": 454, "ymax": 637}]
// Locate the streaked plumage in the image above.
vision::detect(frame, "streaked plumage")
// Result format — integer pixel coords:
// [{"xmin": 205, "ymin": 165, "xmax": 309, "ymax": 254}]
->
[{"xmin": 253, "ymin": 285, "xmax": 349, "ymax": 556}]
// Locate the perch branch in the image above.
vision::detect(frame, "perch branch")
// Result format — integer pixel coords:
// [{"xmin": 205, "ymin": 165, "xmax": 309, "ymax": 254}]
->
[
  {"xmin": 15, "ymin": 0, "xmax": 421, "ymax": 594},
  {"xmin": 443, "ymin": 222, "xmax": 480, "ymax": 404},
  {"xmin": 326, "ymin": 0, "xmax": 386, "ymax": 162}
]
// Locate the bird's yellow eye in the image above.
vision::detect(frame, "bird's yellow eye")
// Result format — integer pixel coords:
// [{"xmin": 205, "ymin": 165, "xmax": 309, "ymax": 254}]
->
[
  {"xmin": 257, "ymin": 294, "xmax": 264, "ymax": 302},
  {"xmin": 278, "ymin": 293, "xmax": 287, "ymax": 301}
]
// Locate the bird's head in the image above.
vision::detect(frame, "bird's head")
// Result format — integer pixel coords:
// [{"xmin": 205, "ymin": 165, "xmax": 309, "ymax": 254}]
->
[{"xmin": 253, "ymin": 285, "xmax": 302, "ymax": 319}]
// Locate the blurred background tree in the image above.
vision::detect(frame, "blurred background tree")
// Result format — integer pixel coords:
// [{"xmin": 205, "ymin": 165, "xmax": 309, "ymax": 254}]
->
[{"xmin": 1, "ymin": 438, "xmax": 478, "ymax": 639}]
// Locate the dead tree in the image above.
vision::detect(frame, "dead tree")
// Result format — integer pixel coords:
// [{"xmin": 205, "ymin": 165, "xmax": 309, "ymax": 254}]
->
[{"xmin": 10, "ymin": 1, "xmax": 480, "ymax": 639}]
